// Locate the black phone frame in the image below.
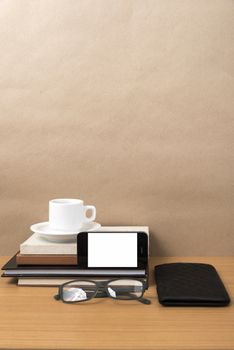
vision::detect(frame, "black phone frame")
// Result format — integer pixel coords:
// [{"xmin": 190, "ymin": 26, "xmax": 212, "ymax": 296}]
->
[{"xmin": 77, "ymin": 231, "xmax": 148, "ymax": 270}]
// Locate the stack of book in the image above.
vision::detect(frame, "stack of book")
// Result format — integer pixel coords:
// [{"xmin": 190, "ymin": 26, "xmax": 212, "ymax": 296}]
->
[{"xmin": 1, "ymin": 227, "xmax": 149, "ymax": 286}]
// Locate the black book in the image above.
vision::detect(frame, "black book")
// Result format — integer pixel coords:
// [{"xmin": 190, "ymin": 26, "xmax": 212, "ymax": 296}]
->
[{"xmin": 2, "ymin": 254, "xmax": 147, "ymax": 278}]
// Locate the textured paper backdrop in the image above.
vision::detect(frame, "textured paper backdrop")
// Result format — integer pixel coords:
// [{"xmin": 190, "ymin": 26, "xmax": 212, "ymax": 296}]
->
[{"xmin": 0, "ymin": 0, "xmax": 233, "ymax": 255}]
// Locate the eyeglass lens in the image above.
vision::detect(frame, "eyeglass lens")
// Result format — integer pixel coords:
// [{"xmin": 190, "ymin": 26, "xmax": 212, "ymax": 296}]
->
[
  {"xmin": 107, "ymin": 279, "xmax": 143, "ymax": 299},
  {"xmin": 63, "ymin": 281, "xmax": 97, "ymax": 302}
]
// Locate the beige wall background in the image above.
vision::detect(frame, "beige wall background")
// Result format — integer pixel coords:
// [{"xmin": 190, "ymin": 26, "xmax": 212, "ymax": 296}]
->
[{"xmin": 0, "ymin": 0, "xmax": 233, "ymax": 256}]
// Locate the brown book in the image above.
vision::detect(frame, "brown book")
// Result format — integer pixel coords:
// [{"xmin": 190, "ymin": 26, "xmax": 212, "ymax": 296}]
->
[{"xmin": 16, "ymin": 253, "xmax": 77, "ymax": 266}]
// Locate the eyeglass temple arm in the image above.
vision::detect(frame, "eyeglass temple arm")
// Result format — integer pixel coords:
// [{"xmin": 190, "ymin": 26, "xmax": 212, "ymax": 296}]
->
[
  {"xmin": 138, "ymin": 297, "xmax": 151, "ymax": 305},
  {"xmin": 126, "ymin": 291, "xmax": 151, "ymax": 305},
  {"xmin": 54, "ymin": 294, "xmax": 60, "ymax": 300}
]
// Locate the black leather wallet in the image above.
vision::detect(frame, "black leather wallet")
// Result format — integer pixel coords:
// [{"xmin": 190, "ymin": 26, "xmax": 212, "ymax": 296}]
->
[{"xmin": 155, "ymin": 263, "xmax": 230, "ymax": 306}]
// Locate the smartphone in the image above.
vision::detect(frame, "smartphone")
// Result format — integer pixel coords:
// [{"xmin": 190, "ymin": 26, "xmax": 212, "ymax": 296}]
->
[{"xmin": 77, "ymin": 231, "xmax": 148, "ymax": 269}]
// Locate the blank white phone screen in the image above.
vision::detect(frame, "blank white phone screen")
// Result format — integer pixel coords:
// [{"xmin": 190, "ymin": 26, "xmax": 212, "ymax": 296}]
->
[{"xmin": 88, "ymin": 232, "xmax": 137, "ymax": 267}]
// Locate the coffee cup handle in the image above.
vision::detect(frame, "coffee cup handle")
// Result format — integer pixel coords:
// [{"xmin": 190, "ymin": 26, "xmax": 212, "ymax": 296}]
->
[{"xmin": 84, "ymin": 205, "xmax": 96, "ymax": 223}]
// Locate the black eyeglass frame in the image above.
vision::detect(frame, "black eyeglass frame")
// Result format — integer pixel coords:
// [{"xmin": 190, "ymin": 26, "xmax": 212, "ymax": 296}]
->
[{"xmin": 54, "ymin": 278, "xmax": 150, "ymax": 304}]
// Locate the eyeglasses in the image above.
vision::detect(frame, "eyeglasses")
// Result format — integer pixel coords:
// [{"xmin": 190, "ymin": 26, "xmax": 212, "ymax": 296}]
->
[{"xmin": 54, "ymin": 278, "xmax": 151, "ymax": 305}]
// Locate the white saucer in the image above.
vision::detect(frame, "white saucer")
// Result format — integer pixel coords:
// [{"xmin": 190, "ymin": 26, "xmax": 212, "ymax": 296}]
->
[{"xmin": 30, "ymin": 222, "xmax": 101, "ymax": 243}]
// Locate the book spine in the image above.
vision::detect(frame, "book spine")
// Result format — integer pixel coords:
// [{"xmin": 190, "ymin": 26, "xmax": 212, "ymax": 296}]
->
[
  {"xmin": 20, "ymin": 246, "xmax": 77, "ymax": 255},
  {"xmin": 16, "ymin": 254, "xmax": 78, "ymax": 266},
  {"xmin": 18, "ymin": 277, "xmax": 147, "ymax": 286}
]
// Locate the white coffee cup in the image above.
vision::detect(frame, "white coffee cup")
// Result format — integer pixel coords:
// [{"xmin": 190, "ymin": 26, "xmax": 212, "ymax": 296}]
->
[{"xmin": 49, "ymin": 198, "xmax": 96, "ymax": 231}]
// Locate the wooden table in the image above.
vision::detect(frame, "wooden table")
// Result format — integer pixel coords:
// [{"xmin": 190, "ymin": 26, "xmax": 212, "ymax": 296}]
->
[{"xmin": 0, "ymin": 256, "xmax": 233, "ymax": 350}]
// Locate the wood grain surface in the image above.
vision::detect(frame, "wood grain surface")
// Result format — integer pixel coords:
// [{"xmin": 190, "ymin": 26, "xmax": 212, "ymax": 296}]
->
[{"xmin": 0, "ymin": 256, "xmax": 233, "ymax": 350}]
